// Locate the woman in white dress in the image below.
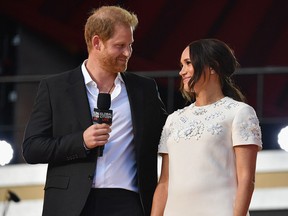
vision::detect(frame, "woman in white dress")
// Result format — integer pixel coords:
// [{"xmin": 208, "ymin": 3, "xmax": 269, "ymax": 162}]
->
[{"xmin": 151, "ymin": 39, "xmax": 262, "ymax": 216}]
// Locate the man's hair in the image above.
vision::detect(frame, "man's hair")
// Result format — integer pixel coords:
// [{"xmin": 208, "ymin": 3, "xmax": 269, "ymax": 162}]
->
[{"xmin": 84, "ymin": 5, "xmax": 138, "ymax": 52}]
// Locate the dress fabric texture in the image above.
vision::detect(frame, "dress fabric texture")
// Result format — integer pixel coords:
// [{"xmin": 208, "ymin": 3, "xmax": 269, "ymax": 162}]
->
[{"xmin": 158, "ymin": 97, "xmax": 262, "ymax": 216}]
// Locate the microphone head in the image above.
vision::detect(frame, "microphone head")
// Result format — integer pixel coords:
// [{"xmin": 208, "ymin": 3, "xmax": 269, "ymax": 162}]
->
[
  {"xmin": 8, "ymin": 190, "xmax": 20, "ymax": 202},
  {"xmin": 97, "ymin": 93, "xmax": 111, "ymax": 110}
]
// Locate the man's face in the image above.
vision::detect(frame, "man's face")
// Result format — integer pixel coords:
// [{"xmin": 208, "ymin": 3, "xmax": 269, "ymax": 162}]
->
[{"xmin": 99, "ymin": 24, "xmax": 134, "ymax": 73}]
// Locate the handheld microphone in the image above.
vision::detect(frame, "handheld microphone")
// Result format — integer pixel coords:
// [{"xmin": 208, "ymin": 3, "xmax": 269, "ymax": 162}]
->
[
  {"xmin": 7, "ymin": 190, "xmax": 20, "ymax": 202},
  {"xmin": 92, "ymin": 93, "xmax": 113, "ymax": 157},
  {"xmin": 2, "ymin": 190, "xmax": 20, "ymax": 216}
]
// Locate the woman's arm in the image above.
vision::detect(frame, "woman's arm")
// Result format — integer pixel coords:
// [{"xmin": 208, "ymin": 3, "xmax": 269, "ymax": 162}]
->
[
  {"xmin": 151, "ymin": 154, "xmax": 169, "ymax": 216},
  {"xmin": 233, "ymin": 144, "xmax": 259, "ymax": 216}
]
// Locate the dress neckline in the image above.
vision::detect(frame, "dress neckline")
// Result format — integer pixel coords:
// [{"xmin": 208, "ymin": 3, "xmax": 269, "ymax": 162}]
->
[{"xmin": 192, "ymin": 96, "xmax": 227, "ymax": 108}]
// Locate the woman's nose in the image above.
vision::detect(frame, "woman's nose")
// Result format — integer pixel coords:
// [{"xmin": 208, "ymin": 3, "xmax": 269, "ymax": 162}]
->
[{"xmin": 179, "ymin": 67, "xmax": 186, "ymax": 76}]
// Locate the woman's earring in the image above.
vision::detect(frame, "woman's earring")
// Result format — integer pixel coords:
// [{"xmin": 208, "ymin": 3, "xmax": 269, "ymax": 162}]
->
[{"xmin": 209, "ymin": 68, "xmax": 214, "ymax": 74}]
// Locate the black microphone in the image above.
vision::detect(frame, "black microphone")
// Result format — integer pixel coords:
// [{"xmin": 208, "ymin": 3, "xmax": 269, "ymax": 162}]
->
[
  {"xmin": 7, "ymin": 190, "xmax": 20, "ymax": 202},
  {"xmin": 2, "ymin": 190, "xmax": 21, "ymax": 216},
  {"xmin": 92, "ymin": 93, "xmax": 113, "ymax": 157}
]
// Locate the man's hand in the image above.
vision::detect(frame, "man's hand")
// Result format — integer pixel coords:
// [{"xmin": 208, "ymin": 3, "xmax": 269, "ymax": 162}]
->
[{"xmin": 83, "ymin": 124, "xmax": 111, "ymax": 150}]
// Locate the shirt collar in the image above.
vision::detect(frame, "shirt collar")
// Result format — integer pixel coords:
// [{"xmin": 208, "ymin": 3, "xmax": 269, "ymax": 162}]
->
[
  {"xmin": 81, "ymin": 60, "xmax": 93, "ymax": 85},
  {"xmin": 81, "ymin": 60, "xmax": 124, "ymax": 86}
]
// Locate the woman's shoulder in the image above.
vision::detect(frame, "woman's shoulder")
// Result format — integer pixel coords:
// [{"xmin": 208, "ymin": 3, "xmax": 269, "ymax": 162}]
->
[
  {"xmin": 224, "ymin": 97, "xmax": 258, "ymax": 118},
  {"xmin": 167, "ymin": 105, "xmax": 191, "ymax": 120},
  {"xmin": 223, "ymin": 97, "xmax": 253, "ymax": 110}
]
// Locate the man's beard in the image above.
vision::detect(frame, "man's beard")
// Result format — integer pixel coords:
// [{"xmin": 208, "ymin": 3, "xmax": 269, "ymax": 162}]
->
[{"xmin": 102, "ymin": 55, "xmax": 129, "ymax": 73}]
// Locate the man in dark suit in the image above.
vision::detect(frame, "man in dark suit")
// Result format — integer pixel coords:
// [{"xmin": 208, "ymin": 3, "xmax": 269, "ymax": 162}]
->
[{"xmin": 22, "ymin": 5, "xmax": 167, "ymax": 216}]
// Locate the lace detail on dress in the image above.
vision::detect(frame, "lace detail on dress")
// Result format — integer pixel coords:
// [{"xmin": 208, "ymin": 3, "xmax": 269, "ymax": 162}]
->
[
  {"xmin": 192, "ymin": 108, "xmax": 207, "ymax": 116},
  {"xmin": 177, "ymin": 120, "xmax": 205, "ymax": 140},
  {"xmin": 205, "ymin": 111, "xmax": 224, "ymax": 121},
  {"xmin": 166, "ymin": 100, "xmax": 229, "ymax": 142},
  {"xmin": 239, "ymin": 115, "xmax": 262, "ymax": 141},
  {"xmin": 159, "ymin": 97, "xmax": 261, "ymax": 149},
  {"xmin": 207, "ymin": 123, "xmax": 223, "ymax": 135},
  {"xmin": 165, "ymin": 110, "xmax": 206, "ymax": 141},
  {"xmin": 224, "ymin": 101, "xmax": 239, "ymax": 110}
]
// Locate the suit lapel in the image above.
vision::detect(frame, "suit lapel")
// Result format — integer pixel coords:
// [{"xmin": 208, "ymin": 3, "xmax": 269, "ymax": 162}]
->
[
  {"xmin": 121, "ymin": 72, "xmax": 144, "ymax": 124},
  {"xmin": 66, "ymin": 68, "xmax": 92, "ymax": 130},
  {"xmin": 121, "ymin": 72, "xmax": 144, "ymax": 157}
]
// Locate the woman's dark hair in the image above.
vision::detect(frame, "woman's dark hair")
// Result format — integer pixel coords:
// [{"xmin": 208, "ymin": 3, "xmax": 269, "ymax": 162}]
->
[{"xmin": 180, "ymin": 38, "xmax": 246, "ymax": 102}]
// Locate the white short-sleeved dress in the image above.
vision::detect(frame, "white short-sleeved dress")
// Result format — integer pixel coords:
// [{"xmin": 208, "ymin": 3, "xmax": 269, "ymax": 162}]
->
[{"xmin": 159, "ymin": 97, "xmax": 262, "ymax": 216}]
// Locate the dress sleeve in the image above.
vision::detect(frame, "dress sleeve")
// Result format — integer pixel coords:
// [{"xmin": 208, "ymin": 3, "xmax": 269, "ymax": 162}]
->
[
  {"xmin": 232, "ymin": 105, "xmax": 262, "ymax": 150},
  {"xmin": 158, "ymin": 114, "xmax": 173, "ymax": 154}
]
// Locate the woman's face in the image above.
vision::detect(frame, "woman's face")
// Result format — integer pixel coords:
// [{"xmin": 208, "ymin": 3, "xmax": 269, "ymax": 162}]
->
[
  {"xmin": 179, "ymin": 47, "xmax": 193, "ymax": 92},
  {"xmin": 179, "ymin": 46, "xmax": 211, "ymax": 94}
]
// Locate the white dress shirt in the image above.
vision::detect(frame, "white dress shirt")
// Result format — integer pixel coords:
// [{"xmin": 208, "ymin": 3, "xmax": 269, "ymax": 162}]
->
[{"xmin": 81, "ymin": 61, "xmax": 138, "ymax": 192}]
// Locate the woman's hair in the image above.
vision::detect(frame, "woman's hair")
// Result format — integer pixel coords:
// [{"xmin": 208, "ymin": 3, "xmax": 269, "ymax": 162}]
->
[
  {"xmin": 84, "ymin": 5, "xmax": 138, "ymax": 53},
  {"xmin": 180, "ymin": 38, "xmax": 246, "ymax": 102}
]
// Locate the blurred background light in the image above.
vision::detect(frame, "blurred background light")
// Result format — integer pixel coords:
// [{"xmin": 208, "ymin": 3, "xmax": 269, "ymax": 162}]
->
[
  {"xmin": 0, "ymin": 140, "xmax": 14, "ymax": 166},
  {"xmin": 278, "ymin": 126, "xmax": 288, "ymax": 152}
]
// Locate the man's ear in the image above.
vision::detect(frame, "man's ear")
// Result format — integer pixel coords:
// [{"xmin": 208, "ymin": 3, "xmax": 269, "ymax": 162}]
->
[{"xmin": 92, "ymin": 35, "xmax": 101, "ymax": 50}]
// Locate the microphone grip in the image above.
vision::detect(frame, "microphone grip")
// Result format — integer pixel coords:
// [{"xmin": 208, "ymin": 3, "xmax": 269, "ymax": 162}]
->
[
  {"xmin": 98, "ymin": 146, "xmax": 104, "ymax": 157},
  {"xmin": 93, "ymin": 108, "xmax": 113, "ymax": 157}
]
